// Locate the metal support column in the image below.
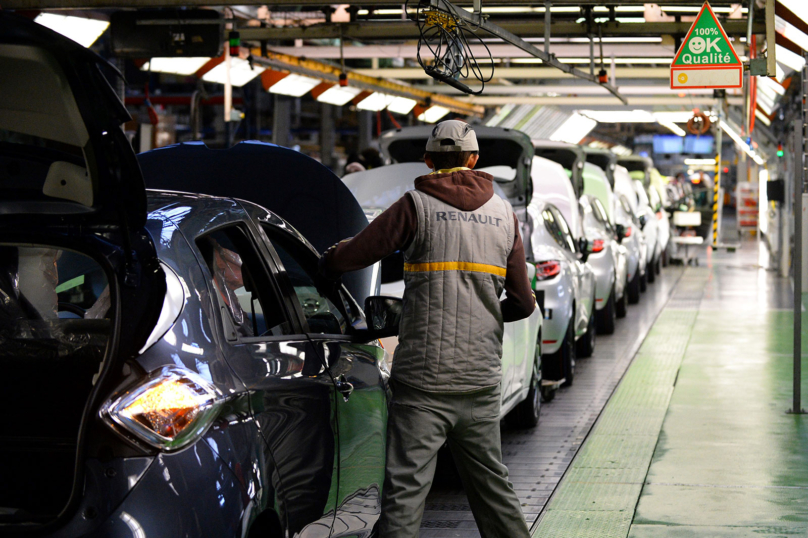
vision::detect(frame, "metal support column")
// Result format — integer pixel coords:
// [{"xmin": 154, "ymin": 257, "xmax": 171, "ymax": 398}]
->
[
  {"xmin": 712, "ymin": 99, "xmax": 724, "ymax": 248},
  {"xmin": 320, "ymin": 103, "xmax": 336, "ymax": 170},
  {"xmin": 789, "ymin": 55, "xmax": 808, "ymax": 415},
  {"xmin": 272, "ymin": 95, "xmax": 291, "ymax": 148},
  {"xmin": 358, "ymin": 110, "xmax": 372, "ymax": 150}
]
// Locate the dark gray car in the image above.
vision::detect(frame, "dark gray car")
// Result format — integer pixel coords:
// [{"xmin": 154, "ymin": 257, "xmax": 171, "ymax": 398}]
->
[{"xmin": 0, "ymin": 13, "xmax": 395, "ymax": 538}]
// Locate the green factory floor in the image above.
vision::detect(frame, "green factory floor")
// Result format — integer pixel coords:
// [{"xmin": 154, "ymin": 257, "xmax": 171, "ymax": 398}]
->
[{"xmin": 534, "ymin": 242, "xmax": 808, "ymax": 537}]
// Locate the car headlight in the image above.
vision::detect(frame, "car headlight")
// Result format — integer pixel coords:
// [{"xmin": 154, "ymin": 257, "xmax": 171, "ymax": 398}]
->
[{"xmin": 101, "ymin": 366, "xmax": 223, "ymax": 452}]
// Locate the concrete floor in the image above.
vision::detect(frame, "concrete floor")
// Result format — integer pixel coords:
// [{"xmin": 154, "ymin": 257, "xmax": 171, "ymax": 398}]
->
[{"xmin": 534, "ymin": 240, "xmax": 808, "ymax": 537}]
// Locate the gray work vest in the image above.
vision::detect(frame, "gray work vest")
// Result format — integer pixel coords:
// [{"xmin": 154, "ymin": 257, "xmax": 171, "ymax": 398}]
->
[{"xmin": 393, "ymin": 189, "xmax": 515, "ymax": 393}]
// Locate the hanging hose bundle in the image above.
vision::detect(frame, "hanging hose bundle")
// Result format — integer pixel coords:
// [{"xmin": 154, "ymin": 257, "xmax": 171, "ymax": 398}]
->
[{"xmin": 407, "ymin": 0, "xmax": 494, "ymax": 95}]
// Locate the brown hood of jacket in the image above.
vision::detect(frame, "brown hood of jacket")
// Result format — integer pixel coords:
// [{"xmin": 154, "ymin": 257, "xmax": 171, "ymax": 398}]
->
[{"xmin": 413, "ymin": 169, "xmax": 494, "ymax": 212}]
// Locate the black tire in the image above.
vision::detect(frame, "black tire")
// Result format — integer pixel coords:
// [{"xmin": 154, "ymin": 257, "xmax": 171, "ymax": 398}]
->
[
  {"xmin": 655, "ymin": 255, "xmax": 662, "ymax": 274},
  {"xmin": 662, "ymin": 249, "xmax": 669, "ymax": 267},
  {"xmin": 596, "ymin": 285, "xmax": 617, "ymax": 335},
  {"xmin": 647, "ymin": 256, "xmax": 656, "ymax": 283},
  {"xmin": 628, "ymin": 270, "xmax": 641, "ymax": 304},
  {"xmin": 616, "ymin": 279, "xmax": 628, "ymax": 318},
  {"xmin": 506, "ymin": 345, "xmax": 541, "ymax": 429},
  {"xmin": 542, "ymin": 316, "xmax": 575, "ymax": 387},
  {"xmin": 576, "ymin": 308, "xmax": 596, "ymax": 358},
  {"xmin": 640, "ymin": 266, "xmax": 648, "ymax": 292}
]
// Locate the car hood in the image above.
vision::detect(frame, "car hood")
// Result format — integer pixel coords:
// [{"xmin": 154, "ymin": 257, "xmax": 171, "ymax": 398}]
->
[
  {"xmin": 0, "ymin": 12, "xmax": 145, "ymax": 229},
  {"xmin": 137, "ymin": 141, "xmax": 374, "ymax": 302}
]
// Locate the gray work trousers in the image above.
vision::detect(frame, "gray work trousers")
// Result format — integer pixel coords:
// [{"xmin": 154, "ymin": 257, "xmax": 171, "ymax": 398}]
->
[{"xmin": 379, "ymin": 380, "xmax": 530, "ymax": 538}]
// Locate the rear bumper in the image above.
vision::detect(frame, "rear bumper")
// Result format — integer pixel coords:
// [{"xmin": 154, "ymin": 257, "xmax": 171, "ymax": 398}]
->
[{"xmin": 534, "ymin": 280, "xmax": 572, "ymax": 356}]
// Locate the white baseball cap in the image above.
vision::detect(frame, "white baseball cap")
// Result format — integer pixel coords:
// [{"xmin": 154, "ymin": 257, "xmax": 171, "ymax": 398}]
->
[{"xmin": 425, "ymin": 120, "xmax": 479, "ymax": 152}]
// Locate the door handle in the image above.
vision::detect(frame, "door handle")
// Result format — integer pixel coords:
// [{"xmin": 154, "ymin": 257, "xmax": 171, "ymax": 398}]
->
[{"xmin": 336, "ymin": 374, "xmax": 354, "ymax": 402}]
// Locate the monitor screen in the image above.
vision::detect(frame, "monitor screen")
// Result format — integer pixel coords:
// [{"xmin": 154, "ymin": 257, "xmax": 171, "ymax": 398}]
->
[
  {"xmin": 683, "ymin": 135, "xmax": 714, "ymax": 154},
  {"xmin": 653, "ymin": 135, "xmax": 683, "ymax": 154}
]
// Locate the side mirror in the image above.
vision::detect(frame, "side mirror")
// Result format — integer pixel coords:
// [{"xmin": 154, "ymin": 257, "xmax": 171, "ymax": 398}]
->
[
  {"xmin": 638, "ymin": 214, "xmax": 649, "ymax": 229},
  {"xmin": 615, "ymin": 224, "xmax": 626, "ymax": 243},
  {"xmin": 576, "ymin": 237, "xmax": 590, "ymax": 263},
  {"xmin": 362, "ymin": 296, "xmax": 403, "ymax": 339}
]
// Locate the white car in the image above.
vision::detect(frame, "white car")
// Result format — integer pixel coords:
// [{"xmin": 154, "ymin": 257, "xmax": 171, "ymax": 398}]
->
[
  {"xmin": 528, "ymin": 156, "xmax": 597, "ymax": 387},
  {"xmin": 342, "ymin": 161, "xmax": 544, "ymax": 426},
  {"xmin": 581, "ymin": 164, "xmax": 629, "ymax": 333},
  {"xmin": 632, "ymin": 177, "xmax": 662, "ymax": 283},
  {"xmin": 614, "ymin": 165, "xmax": 648, "ymax": 302}
]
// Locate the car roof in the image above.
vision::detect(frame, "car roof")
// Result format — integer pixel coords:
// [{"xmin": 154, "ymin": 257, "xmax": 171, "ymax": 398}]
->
[{"xmin": 145, "ymin": 189, "xmax": 316, "ymax": 254}]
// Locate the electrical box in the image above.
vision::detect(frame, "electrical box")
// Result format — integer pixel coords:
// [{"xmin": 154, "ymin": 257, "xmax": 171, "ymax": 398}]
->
[
  {"xmin": 111, "ymin": 10, "xmax": 223, "ymax": 58},
  {"xmin": 767, "ymin": 179, "xmax": 785, "ymax": 203}
]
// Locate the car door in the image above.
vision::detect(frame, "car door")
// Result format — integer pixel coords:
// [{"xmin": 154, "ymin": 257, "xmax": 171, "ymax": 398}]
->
[
  {"xmin": 256, "ymin": 223, "xmax": 387, "ymax": 538},
  {"xmin": 192, "ymin": 222, "xmax": 340, "ymax": 538},
  {"xmin": 550, "ymin": 206, "xmax": 593, "ymax": 335}
]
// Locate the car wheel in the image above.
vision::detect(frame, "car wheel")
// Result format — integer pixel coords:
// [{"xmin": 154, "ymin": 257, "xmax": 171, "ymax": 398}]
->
[
  {"xmin": 640, "ymin": 266, "xmax": 648, "ymax": 292},
  {"xmin": 596, "ymin": 285, "xmax": 617, "ymax": 335},
  {"xmin": 647, "ymin": 256, "xmax": 656, "ymax": 283},
  {"xmin": 628, "ymin": 271, "xmax": 641, "ymax": 304},
  {"xmin": 616, "ymin": 280, "xmax": 628, "ymax": 318},
  {"xmin": 506, "ymin": 344, "xmax": 541, "ymax": 429},
  {"xmin": 542, "ymin": 316, "xmax": 575, "ymax": 387},
  {"xmin": 576, "ymin": 308, "xmax": 596, "ymax": 358}
]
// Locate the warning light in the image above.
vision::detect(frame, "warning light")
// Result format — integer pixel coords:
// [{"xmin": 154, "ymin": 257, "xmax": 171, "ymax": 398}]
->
[
  {"xmin": 338, "ymin": 73, "xmax": 348, "ymax": 87},
  {"xmin": 723, "ymin": 167, "xmax": 729, "ymax": 174},
  {"xmin": 777, "ymin": 144, "xmax": 784, "ymax": 158},
  {"xmin": 597, "ymin": 69, "xmax": 608, "ymax": 84},
  {"xmin": 229, "ymin": 31, "xmax": 240, "ymax": 57}
]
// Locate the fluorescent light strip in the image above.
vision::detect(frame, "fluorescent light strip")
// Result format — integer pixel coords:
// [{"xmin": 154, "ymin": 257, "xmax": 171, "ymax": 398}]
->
[
  {"xmin": 720, "ymin": 120, "xmax": 765, "ymax": 165},
  {"xmin": 510, "ymin": 57, "xmax": 675, "ymax": 65},
  {"xmin": 755, "ymin": 109, "xmax": 772, "ymax": 127},
  {"xmin": 202, "ymin": 58, "xmax": 265, "ymax": 87},
  {"xmin": 357, "ymin": 92, "xmax": 395, "ymax": 111},
  {"xmin": 316, "ymin": 85, "xmax": 362, "ymax": 106},
  {"xmin": 659, "ymin": 121, "xmax": 686, "ymax": 136},
  {"xmin": 579, "ymin": 109, "xmax": 655, "ymax": 123},
  {"xmin": 684, "ymin": 158, "xmax": 716, "ymax": 165},
  {"xmin": 269, "ymin": 74, "xmax": 320, "ymax": 97},
  {"xmin": 387, "ymin": 96, "xmax": 418, "ymax": 114},
  {"xmin": 142, "ymin": 57, "xmax": 212, "ymax": 76},
  {"xmin": 550, "ymin": 113, "xmax": 597, "ymax": 144},
  {"xmin": 35, "ymin": 13, "xmax": 109, "ymax": 48},
  {"xmin": 775, "ymin": 44, "xmax": 806, "ymax": 72},
  {"xmin": 418, "ymin": 106, "xmax": 451, "ymax": 123}
]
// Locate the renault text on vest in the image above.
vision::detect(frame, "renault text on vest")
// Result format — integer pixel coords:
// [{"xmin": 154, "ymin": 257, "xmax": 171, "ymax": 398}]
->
[{"xmin": 436, "ymin": 211, "xmax": 503, "ymax": 227}]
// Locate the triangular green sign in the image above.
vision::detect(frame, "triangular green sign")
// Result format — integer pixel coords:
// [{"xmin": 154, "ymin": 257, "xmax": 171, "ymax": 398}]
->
[{"xmin": 672, "ymin": 2, "xmax": 741, "ymax": 67}]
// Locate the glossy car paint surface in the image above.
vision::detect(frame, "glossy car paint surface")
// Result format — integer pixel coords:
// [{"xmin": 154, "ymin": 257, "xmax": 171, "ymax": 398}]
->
[
  {"xmin": 632, "ymin": 177, "xmax": 661, "ymax": 266},
  {"xmin": 121, "ymin": 193, "xmax": 388, "ymax": 538},
  {"xmin": 580, "ymin": 194, "xmax": 628, "ymax": 308},
  {"xmin": 614, "ymin": 166, "xmax": 648, "ymax": 279},
  {"xmin": 526, "ymin": 199, "xmax": 596, "ymax": 354},
  {"xmin": 341, "ymin": 162, "xmax": 542, "ymax": 418}
]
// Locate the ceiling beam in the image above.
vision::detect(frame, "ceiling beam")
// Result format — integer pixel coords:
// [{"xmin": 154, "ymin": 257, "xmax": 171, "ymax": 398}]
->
[
  {"xmin": 239, "ymin": 20, "xmax": 763, "ymax": 41},
  {"xmin": 0, "ymin": 0, "xmax": 748, "ymax": 7},
  {"xmin": 464, "ymin": 96, "xmax": 744, "ymax": 106},
  {"xmin": 353, "ymin": 67, "xmax": 673, "ymax": 79},
  {"xmin": 267, "ymin": 43, "xmax": 683, "ymax": 59},
  {"xmin": 425, "ymin": 84, "xmax": 743, "ymax": 96}
]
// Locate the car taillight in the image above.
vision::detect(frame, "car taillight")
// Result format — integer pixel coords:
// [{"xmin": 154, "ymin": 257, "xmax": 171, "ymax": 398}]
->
[
  {"xmin": 656, "ymin": 211, "xmax": 663, "ymax": 220},
  {"xmin": 624, "ymin": 226, "xmax": 633, "ymax": 238},
  {"xmin": 534, "ymin": 260, "xmax": 561, "ymax": 281},
  {"xmin": 102, "ymin": 366, "xmax": 223, "ymax": 452},
  {"xmin": 591, "ymin": 239, "xmax": 605, "ymax": 253}
]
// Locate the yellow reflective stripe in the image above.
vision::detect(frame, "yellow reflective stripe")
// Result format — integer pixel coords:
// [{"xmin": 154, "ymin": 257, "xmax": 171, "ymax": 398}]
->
[{"xmin": 404, "ymin": 261, "xmax": 507, "ymax": 277}]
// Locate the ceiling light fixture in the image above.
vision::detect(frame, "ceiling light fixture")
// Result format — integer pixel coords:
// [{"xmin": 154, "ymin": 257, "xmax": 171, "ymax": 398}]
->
[
  {"xmin": 202, "ymin": 58, "xmax": 266, "ymax": 87},
  {"xmin": 549, "ymin": 113, "xmax": 597, "ymax": 144},
  {"xmin": 142, "ymin": 57, "xmax": 212, "ymax": 76},
  {"xmin": 266, "ymin": 73, "xmax": 321, "ymax": 97},
  {"xmin": 34, "ymin": 13, "xmax": 109, "ymax": 48},
  {"xmin": 659, "ymin": 121, "xmax": 686, "ymax": 136},
  {"xmin": 316, "ymin": 84, "xmax": 362, "ymax": 105},
  {"xmin": 387, "ymin": 96, "xmax": 418, "ymax": 114},
  {"xmin": 418, "ymin": 106, "xmax": 451, "ymax": 123},
  {"xmin": 357, "ymin": 92, "xmax": 396, "ymax": 111}
]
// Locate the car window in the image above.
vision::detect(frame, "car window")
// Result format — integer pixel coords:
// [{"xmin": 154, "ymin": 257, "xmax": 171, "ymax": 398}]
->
[
  {"xmin": 541, "ymin": 208, "xmax": 569, "ymax": 251},
  {"xmin": 261, "ymin": 226, "xmax": 363, "ymax": 336},
  {"xmin": 196, "ymin": 225, "xmax": 292, "ymax": 338},
  {"xmin": 591, "ymin": 198, "xmax": 614, "ymax": 233},
  {"xmin": 550, "ymin": 206, "xmax": 577, "ymax": 252}
]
